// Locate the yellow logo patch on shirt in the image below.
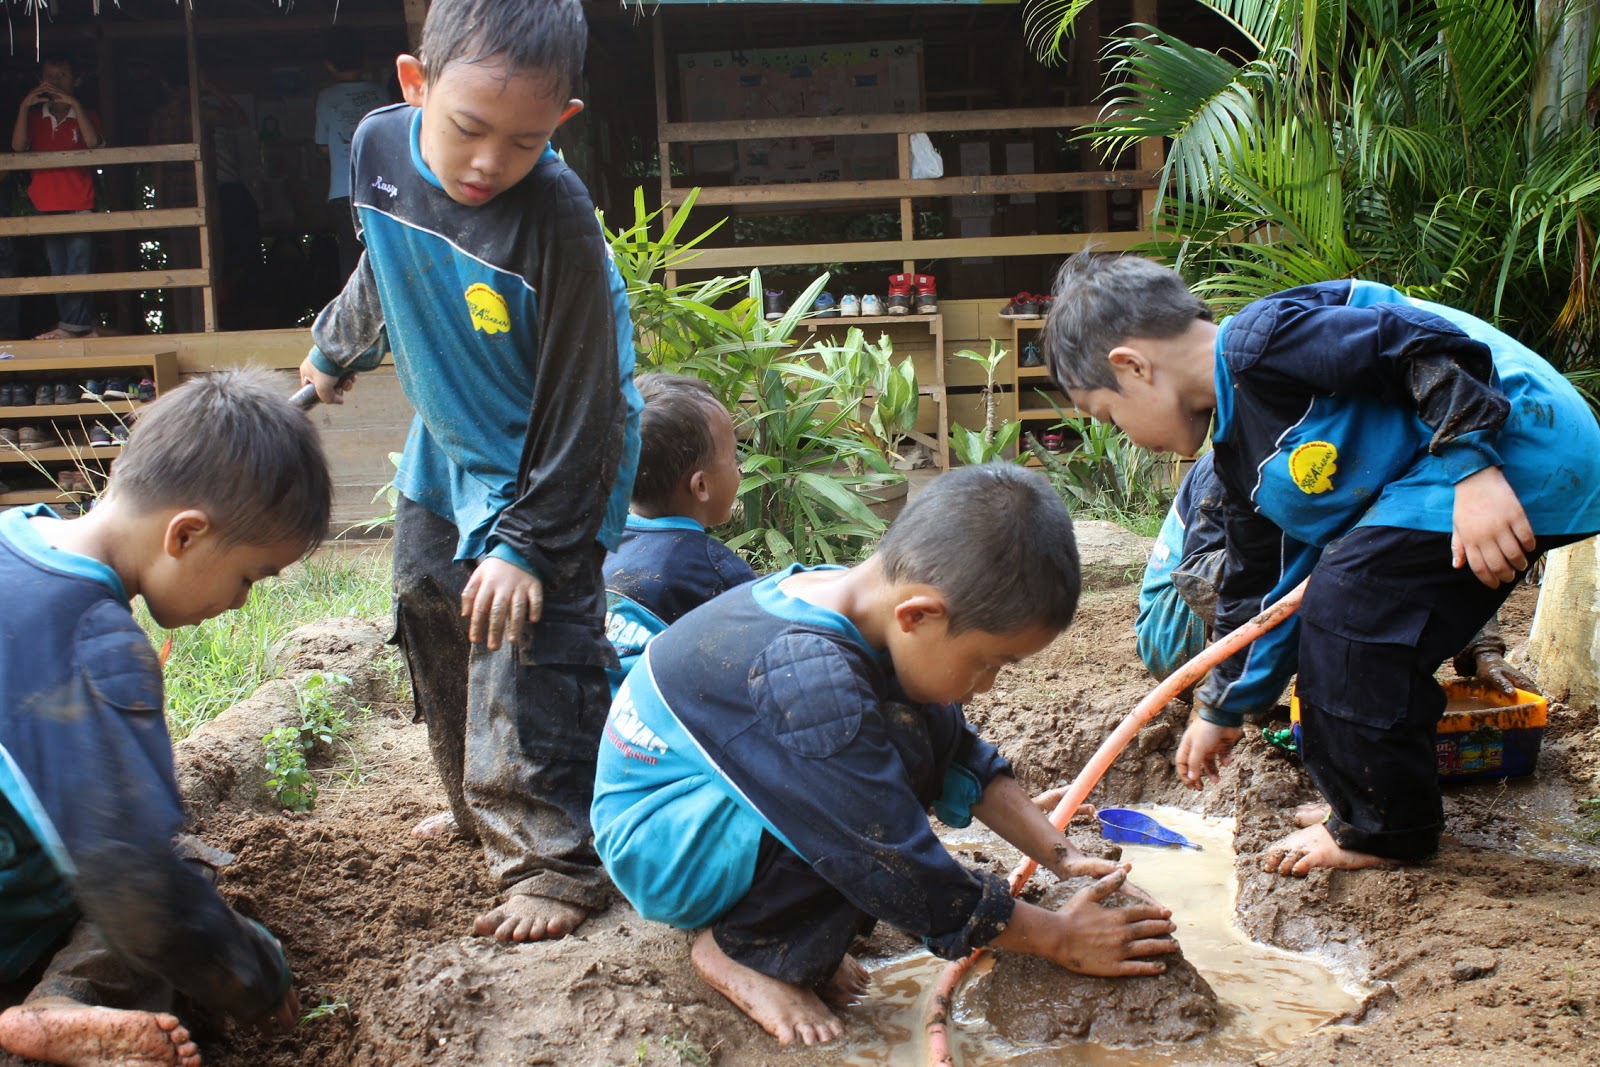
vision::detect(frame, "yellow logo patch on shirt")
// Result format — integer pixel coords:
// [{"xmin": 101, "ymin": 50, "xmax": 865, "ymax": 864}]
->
[
  {"xmin": 1289, "ymin": 441, "xmax": 1338, "ymax": 494},
  {"xmin": 464, "ymin": 283, "xmax": 511, "ymax": 335}
]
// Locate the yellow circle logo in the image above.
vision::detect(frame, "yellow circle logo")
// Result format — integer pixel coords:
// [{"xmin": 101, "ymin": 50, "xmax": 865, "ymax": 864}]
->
[
  {"xmin": 465, "ymin": 283, "xmax": 510, "ymax": 335},
  {"xmin": 1289, "ymin": 441, "xmax": 1338, "ymax": 494}
]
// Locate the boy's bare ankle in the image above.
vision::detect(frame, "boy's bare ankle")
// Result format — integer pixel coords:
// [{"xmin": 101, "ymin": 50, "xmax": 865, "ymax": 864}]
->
[{"xmin": 690, "ymin": 930, "xmax": 845, "ymax": 1046}]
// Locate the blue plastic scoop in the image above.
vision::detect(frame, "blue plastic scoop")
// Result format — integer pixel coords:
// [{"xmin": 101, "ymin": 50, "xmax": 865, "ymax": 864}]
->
[{"xmin": 1097, "ymin": 808, "xmax": 1201, "ymax": 850}]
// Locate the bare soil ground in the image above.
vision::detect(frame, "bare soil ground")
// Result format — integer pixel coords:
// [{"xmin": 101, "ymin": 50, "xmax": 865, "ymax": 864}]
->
[{"xmin": 9, "ymin": 580, "xmax": 1597, "ymax": 1067}]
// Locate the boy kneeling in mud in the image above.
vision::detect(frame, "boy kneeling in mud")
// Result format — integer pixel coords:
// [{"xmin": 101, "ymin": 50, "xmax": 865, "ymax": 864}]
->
[
  {"xmin": 0, "ymin": 370, "xmax": 321, "ymax": 1066},
  {"xmin": 592, "ymin": 464, "xmax": 1177, "ymax": 1047},
  {"xmin": 1045, "ymin": 252, "xmax": 1600, "ymax": 875}
]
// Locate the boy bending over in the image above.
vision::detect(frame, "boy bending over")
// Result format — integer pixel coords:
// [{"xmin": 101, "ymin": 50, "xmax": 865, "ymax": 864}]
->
[
  {"xmin": 299, "ymin": 0, "xmax": 642, "ymax": 943},
  {"xmin": 0, "ymin": 369, "xmax": 325, "ymax": 1066},
  {"xmin": 592, "ymin": 464, "xmax": 1177, "ymax": 1047},
  {"xmin": 1047, "ymin": 254, "xmax": 1600, "ymax": 874},
  {"xmin": 603, "ymin": 373, "xmax": 755, "ymax": 693}
]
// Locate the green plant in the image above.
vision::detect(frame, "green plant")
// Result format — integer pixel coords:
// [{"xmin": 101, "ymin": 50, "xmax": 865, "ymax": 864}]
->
[
  {"xmin": 344, "ymin": 451, "xmax": 403, "ymax": 536},
  {"xmin": 948, "ymin": 340, "xmax": 1025, "ymax": 466},
  {"xmin": 1578, "ymin": 797, "xmax": 1600, "ymax": 842},
  {"xmin": 812, "ymin": 326, "xmax": 921, "ymax": 468},
  {"xmin": 1036, "ymin": 0, "xmax": 1600, "ymax": 389},
  {"xmin": 299, "ymin": 998, "xmax": 352, "ymax": 1026},
  {"xmin": 261, "ymin": 671, "xmax": 357, "ymax": 812},
  {"xmin": 1030, "ymin": 402, "xmax": 1173, "ymax": 524}
]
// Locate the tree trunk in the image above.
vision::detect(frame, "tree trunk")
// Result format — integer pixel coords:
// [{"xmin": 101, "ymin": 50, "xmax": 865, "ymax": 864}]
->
[{"xmin": 1526, "ymin": 538, "xmax": 1600, "ymax": 709}]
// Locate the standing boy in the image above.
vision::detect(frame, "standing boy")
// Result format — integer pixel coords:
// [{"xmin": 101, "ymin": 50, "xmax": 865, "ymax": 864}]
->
[
  {"xmin": 603, "ymin": 373, "xmax": 755, "ymax": 693},
  {"xmin": 0, "ymin": 369, "xmax": 323, "ymax": 1067},
  {"xmin": 1045, "ymin": 253, "xmax": 1600, "ymax": 874},
  {"xmin": 593, "ymin": 465, "xmax": 1177, "ymax": 1047},
  {"xmin": 314, "ymin": 27, "xmax": 390, "ymax": 280},
  {"xmin": 10, "ymin": 56, "xmax": 103, "ymax": 340},
  {"xmin": 298, "ymin": 0, "xmax": 643, "ymax": 944}
]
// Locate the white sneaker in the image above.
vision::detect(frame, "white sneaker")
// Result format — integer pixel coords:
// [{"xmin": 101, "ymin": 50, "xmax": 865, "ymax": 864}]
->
[
  {"xmin": 840, "ymin": 294, "xmax": 861, "ymax": 316},
  {"xmin": 861, "ymin": 294, "xmax": 885, "ymax": 316}
]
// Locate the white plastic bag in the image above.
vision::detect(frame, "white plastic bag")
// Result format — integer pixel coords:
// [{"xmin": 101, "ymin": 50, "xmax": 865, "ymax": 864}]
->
[{"xmin": 909, "ymin": 132, "xmax": 944, "ymax": 179}]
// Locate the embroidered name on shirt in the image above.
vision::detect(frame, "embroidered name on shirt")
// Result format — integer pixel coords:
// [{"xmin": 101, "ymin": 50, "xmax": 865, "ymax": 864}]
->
[
  {"xmin": 370, "ymin": 176, "xmax": 398, "ymax": 197},
  {"xmin": 464, "ymin": 283, "xmax": 510, "ymax": 335},
  {"xmin": 1289, "ymin": 441, "xmax": 1339, "ymax": 494}
]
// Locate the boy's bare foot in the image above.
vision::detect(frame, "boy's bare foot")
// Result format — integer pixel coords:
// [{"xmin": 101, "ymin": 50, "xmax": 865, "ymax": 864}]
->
[
  {"xmin": 472, "ymin": 894, "xmax": 587, "ymax": 942},
  {"xmin": 817, "ymin": 954, "xmax": 870, "ymax": 1007},
  {"xmin": 1293, "ymin": 802, "xmax": 1331, "ymax": 827},
  {"xmin": 410, "ymin": 811, "xmax": 458, "ymax": 839},
  {"xmin": 1261, "ymin": 823, "xmax": 1387, "ymax": 876},
  {"xmin": 690, "ymin": 930, "xmax": 844, "ymax": 1046},
  {"xmin": 0, "ymin": 1002, "xmax": 201, "ymax": 1067},
  {"xmin": 32, "ymin": 328, "xmax": 86, "ymax": 341}
]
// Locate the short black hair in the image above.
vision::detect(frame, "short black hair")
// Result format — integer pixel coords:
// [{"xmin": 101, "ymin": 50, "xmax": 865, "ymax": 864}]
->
[
  {"xmin": 1044, "ymin": 252, "xmax": 1213, "ymax": 392},
  {"xmin": 104, "ymin": 368, "xmax": 332, "ymax": 553},
  {"xmin": 419, "ymin": 0, "xmax": 587, "ymax": 95},
  {"xmin": 631, "ymin": 373, "xmax": 724, "ymax": 513},
  {"xmin": 325, "ymin": 27, "xmax": 365, "ymax": 74},
  {"xmin": 877, "ymin": 463, "xmax": 1079, "ymax": 636}
]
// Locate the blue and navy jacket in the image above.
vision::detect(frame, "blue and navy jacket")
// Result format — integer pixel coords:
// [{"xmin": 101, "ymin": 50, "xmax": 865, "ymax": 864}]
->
[
  {"xmin": 0, "ymin": 507, "xmax": 289, "ymax": 1018},
  {"xmin": 1197, "ymin": 280, "xmax": 1600, "ymax": 726},
  {"xmin": 602, "ymin": 515, "xmax": 757, "ymax": 694},
  {"xmin": 309, "ymin": 104, "xmax": 642, "ymax": 589},
  {"xmin": 591, "ymin": 566, "xmax": 1016, "ymax": 958},
  {"xmin": 1136, "ymin": 452, "xmax": 1224, "ymax": 679}
]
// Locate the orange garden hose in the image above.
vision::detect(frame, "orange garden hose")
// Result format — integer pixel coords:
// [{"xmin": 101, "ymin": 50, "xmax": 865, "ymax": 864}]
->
[{"xmin": 922, "ymin": 579, "xmax": 1309, "ymax": 1066}]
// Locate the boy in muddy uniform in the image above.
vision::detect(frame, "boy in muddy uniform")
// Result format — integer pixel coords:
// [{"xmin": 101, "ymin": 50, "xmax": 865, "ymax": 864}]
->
[
  {"xmin": 299, "ymin": 0, "xmax": 641, "ymax": 944},
  {"xmin": 0, "ymin": 370, "xmax": 324, "ymax": 1066},
  {"xmin": 602, "ymin": 373, "xmax": 755, "ymax": 695},
  {"xmin": 1045, "ymin": 253, "xmax": 1600, "ymax": 875},
  {"xmin": 592, "ymin": 464, "xmax": 1177, "ymax": 1047}
]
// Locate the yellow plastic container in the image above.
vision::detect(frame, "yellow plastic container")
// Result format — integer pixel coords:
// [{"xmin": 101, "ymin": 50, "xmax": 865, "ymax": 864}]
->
[{"xmin": 1289, "ymin": 679, "xmax": 1547, "ymax": 780}]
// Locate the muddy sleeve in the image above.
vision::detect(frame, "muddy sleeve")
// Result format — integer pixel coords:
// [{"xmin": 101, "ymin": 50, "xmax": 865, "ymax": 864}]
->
[
  {"xmin": 1193, "ymin": 496, "xmax": 1318, "ymax": 727},
  {"xmin": 1228, "ymin": 298, "xmax": 1510, "ymax": 481},
  {"xmin": 307, "ymin": 250, "xmax": 388, "ymax": 376},
  {"xmin": 734, "ymin": 636, "xmax": 1015, "ymax": 959},
  {"xmin": 487, "ymin": 174, "xmax": 625, "ymax": 587},
  {"xmin": 42, "ymin": 604, "xmax": 290, "ymax": 1021}
]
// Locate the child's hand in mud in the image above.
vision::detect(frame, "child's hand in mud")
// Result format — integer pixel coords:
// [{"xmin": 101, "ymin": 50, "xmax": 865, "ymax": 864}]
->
[
  {"xmin": 1175, "ymin": 718, "xmax": 1243, "ymax": 788},
  {"xmin": 462, "ymin": 557, "xmax": 544, "ymax": 650},
  {"xmin": 998, "ymin": 868, "xmax": 1177, "ymax": 978},
  {"xmin": 1452, "ymin": 466, "xmax": 1535, "ymax": 589},
  {"xmin": 1473, "ymin": 647, "xmax": 1534, "ymax": 695}
]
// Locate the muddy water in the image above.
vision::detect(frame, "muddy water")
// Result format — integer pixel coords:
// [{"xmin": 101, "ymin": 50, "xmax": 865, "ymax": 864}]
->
[{"xmin": 838, "ymin": 807, "xmax": 1360, "ymax": 1066}]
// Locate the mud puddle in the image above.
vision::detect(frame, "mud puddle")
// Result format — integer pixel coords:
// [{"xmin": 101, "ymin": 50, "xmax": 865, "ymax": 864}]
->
[{"xmin": 840, "ymin": 808, "xmax": 1361, "ymax": 1066}]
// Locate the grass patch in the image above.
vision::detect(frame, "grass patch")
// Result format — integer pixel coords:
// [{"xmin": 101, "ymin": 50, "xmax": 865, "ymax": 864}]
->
[{"xmin": 140, "ymin": 548, "xmax": 392, "ymax": 740}]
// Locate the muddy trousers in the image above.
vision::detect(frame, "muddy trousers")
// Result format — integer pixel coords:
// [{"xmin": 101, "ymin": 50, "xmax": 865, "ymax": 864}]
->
[
  {"xmin": 1293, "ymin": 525, "xmax": 1589, "ymax": 862},
  {"xmin": 710, "ymin": 832, "xmax": 877, "ymax": 989},
  {"xmin": 392, "ymin": 496, "xmax": 616, "ymax": 908}
]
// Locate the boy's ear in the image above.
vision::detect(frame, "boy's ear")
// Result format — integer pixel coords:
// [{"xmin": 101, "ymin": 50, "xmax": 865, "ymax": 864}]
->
[
  {"xmin": 892, "ymin": 591, "xmax": 949, "ymax": 634},
  {"xmin": 162, "ymin": 509, "xmax": 214, "ymax": 559},
  {"xmin": 396, "ymin": 54, "xmax": 426, "ymax": 107},
  {"xmin": 688, "ymin": 469, "xmax": 711, "ymax": 503},
  {"xmin": 1107, "ymin": 344, "xmax": 1153, "ymax": 386}
]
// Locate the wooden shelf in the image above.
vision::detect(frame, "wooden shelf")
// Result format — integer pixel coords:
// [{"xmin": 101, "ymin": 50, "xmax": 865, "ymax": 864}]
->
[
  {"xmin": 0, "ymin": 351, "xmax": 177, "ymax": 374},
  {"xmin": 0, "ymin": 400, "xmax": 144, "ymax": 419},
  {"xmin": 0, "ymin": 489, "xmax": 81, "ymax": 506},
  {"xmin": 1017, "ymin": 366, "xmax": 1054, "ymax": 380},
  {"xmin": 0, "ymin": 445, "xmax": 121, "ymax": 465},
  {"xmin": 802, "ymin": 314, "xmax": 941, "ymax": 330}
]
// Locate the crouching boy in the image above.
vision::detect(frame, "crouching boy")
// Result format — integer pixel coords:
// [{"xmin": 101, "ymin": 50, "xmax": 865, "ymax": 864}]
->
[
  {"xmin": 592, "ymin": 464, "xmax": 1177, "ymax": 1047},
  {"xmin": 0, "ymin": 369, "xmax": 324, "ymax": 1066}
]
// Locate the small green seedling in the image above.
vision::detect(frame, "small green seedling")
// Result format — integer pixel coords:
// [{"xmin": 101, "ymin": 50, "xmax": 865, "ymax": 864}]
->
[
  {"xmin": 262, "ymin": 671, "xmax": 356, "ymax": 811},
  {"xmin": 300, "ymin": 998, "xmax": 351, "ymax": 1026},
  {"xmin": 264, "ymin": 726, "xmax": 316, "ymax": 812}
]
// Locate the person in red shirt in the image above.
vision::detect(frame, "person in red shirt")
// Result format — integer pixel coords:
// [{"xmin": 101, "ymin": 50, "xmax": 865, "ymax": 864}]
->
[{"xmin": 10, "ymin": 57, "xmax": 103, "ymax": 340}]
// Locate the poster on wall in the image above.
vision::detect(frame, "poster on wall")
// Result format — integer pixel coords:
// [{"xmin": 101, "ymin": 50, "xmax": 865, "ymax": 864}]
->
[{"xmin": 677, "ymin": 40, "xmax": 924, "ymax": 186}]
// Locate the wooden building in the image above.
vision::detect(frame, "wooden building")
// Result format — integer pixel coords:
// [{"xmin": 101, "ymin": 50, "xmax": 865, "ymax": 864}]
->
[{"xmin": 0, "ymin": 0, "xmax": 1214, "ymax": 528}]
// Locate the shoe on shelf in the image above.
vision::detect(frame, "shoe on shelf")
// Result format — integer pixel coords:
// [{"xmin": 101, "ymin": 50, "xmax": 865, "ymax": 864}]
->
[
  {"xmin": 89, "ymin": 422, "xmax": 114, "ymax": 448},
  {"xmin": 763, "ymin": 289, "xmax": 786, "ymax": 321},
  {"xmin": 135, "ymin": 378, "xmax": 157, "ymax": 402},
  {"xmin": 11, "ymin": 383, "xmax": 33, "ymax": 407},
  {"xmin": 0, "ymin": 427, "xmax": 18, "ymax": 450},
  {"xmin": 1041, "ymin": 430, "xmax": 1067, "ymax": 453},
  {"xmin": 861, "ymin": 294, "xmax": 885, "ymax": 316},
  {"xmin": 913, "ymin": 273, "xmax": 938, "ymax": 315},
  {"xmin": 81, "ymin": 378, "xmax": 105, "ymax": 399},
  {"xmin": 999, "ymin": 292, "xmax": 1043, "ymax": 319},
  {"xmin": 109, "ymin": 422, "xmax": 129, "ymax": 445},
  {"xmin": 1020, "ymin": 339, "xmax": 1044, "ymax": 368},
  {"xmin": 53, "ymin": 381, "xmax": 74, "ymax": 405},
  {"xmin": 811, "ymin": 292, "xmax": 839, "ymax": 318},
  {"xmin": 34, "ymin": 383, "xmax": 52, "ymax": 406},
  {"xmin": 0, "ymin": 384, "xmax": 11, "ymax": 406},
  {"xmin": 19, "ymin": 425, "xmax": 50, "ymax": 451},
  {"xmin": 839, "ymin": 294, "xmax": 861, "ymax": 317},
  {"xmin": 103, "ymin": 378, "xmax": 133, "ymax": 400}
]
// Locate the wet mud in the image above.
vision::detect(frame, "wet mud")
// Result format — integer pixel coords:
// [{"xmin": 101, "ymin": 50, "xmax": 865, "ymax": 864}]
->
[{"xmin": 4, "ymin": 582, "xmax": 1598, "ymax": 1067}]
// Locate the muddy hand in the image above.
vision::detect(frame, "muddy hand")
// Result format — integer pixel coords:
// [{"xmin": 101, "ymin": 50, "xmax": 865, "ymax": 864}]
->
[
  {"xmin": 1175, "ymin": 718, "xmax": 1242, "ymax": 788},
  {"xmin": 1058, "ymin": 868, "xmax": 1177, "ymax": 977},
  {"xmin": 462, "ymin": 557, "xmax": 543, "ymax": 650},
  {"xmin": 1473, "ymin": 649, "xmax": 1534, "ymax": 696}
]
